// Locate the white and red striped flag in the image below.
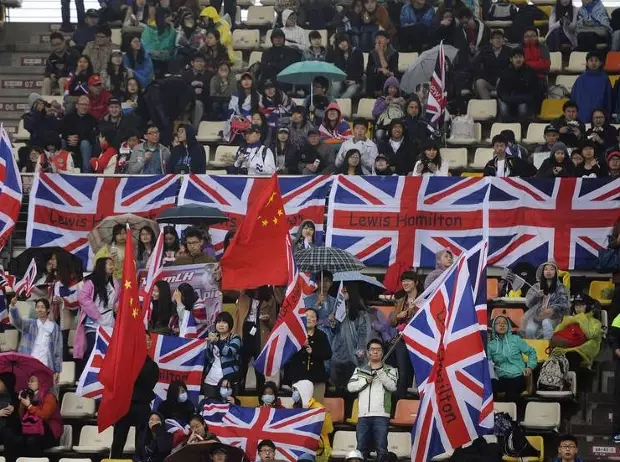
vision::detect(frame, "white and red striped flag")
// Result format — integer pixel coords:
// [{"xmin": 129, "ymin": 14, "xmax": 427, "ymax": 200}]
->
[
  {"xmin": 426, "ymin": 41, "xmax": 447, "ymax": 127},
  {"xmin": 13, "ymin": 258, "xmax": 38, "ymax": 297},
  {"xmin": 141, "ymin": 231, "xmax": 165, "ymax": 324}
]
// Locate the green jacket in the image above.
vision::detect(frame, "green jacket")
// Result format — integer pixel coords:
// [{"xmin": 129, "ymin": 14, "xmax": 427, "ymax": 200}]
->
[
  {"xmin": 552, "ymin": 312, "xmax": 602, "ymax": 368},
  {"xmin": 487, "ymin": 316, "xmax": 537, "ymax": 379},
  {"xmin": 141, "ymin": 26, "xmax": 177, "ymax": 62}
]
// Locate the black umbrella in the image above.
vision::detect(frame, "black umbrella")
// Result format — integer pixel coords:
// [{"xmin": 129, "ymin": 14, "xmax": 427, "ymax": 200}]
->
[
  {"xmin": 8, "ymin": 247, "xmax": 84, "ymax": 280},
  {"xmin": 157, "ymin": 205, "xmax": 230, "ymax": 226}
]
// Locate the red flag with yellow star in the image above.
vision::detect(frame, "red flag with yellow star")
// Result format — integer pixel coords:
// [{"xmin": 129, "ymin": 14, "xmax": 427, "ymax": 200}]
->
[
  {"xmin": 221, "ymin": 173, "xmax": 290, "ymax": 290},
  {"xmin": 97, "ymin": 223, "xmax": 147, "ymax": 431}
]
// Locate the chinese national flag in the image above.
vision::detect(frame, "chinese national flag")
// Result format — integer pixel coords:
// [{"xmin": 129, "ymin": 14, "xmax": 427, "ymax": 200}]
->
[
  {"xmin": 97, "ymin": 224, "xmax": 147, "ymax": 431},
  {"xmin": 221, "ymin": 173, "xmax": 290, "ymax": 290}
]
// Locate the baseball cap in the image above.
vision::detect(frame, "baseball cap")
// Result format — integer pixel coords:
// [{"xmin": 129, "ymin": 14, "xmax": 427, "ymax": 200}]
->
[
  {"xmin": 108, "ymin": 97, "xmax": 121, "ymax": 106},
  {"xmin": 277, "ymin": 126, "xmax": 290, "ymax": 133},
  {"xmin": 247, "ymin": 124, "xmax": 262, "ymax": 134},
  {"xmin": 88, "ymin": 75, "xmax": 102, "ymax": 86},
  {"xmin": 307, "ymin": 128, "xmax": 320, "ymax": 136},
  {"xmin": 86, "ymin": 8, "xmax": 99, "ymax": 17},
  {"xmin": 544, "ymin": 124, "xmax": 559, "ymax": 134}
]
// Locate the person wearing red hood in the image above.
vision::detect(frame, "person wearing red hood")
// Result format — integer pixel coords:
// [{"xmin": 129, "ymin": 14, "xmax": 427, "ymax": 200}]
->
[
  {"xmin": 319, "ymin": 102, "xmax": 352, "ymax": 145},
  {"xmin": 607, "ymin": 150, "xmax": 620, "ymax": 178},
  {"xmin": 87, "ymin": 74, "xmax": 112, "ymax": 120},
  {"xmin": 89, "ymin": 128, "xmax": 118, "ymax": 173},
  {"xmin": 522, "ymin": 28, "xmax": 551, "ymax": 81},
  {"xmin": 17, "ymin": 372, "xmax": 62, "ymax": 456}
]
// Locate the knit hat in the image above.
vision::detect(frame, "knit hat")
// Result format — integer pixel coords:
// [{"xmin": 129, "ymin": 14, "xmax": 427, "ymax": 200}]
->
[
  {"xmin": 271, "ymin": 28, "xmax": 285, "ymax": 41},
  {"xmin": 606, "ymin": 150, "xmax": 620, "ymax": 164}
]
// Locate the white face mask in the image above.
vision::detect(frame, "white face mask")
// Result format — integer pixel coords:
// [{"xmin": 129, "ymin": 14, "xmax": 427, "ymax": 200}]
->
[
  {"xmin": 220, "ymin": 387, "xmax": 232, "ymax": 398},
  {"xmin": 178, "ymin": 391, "xmax": 188, "ymax": 403},
  {"xmin": 292, "ymin": 390, "xmax": 301, "ymax": 403},
  {"xmin": 261, "ymin": 394, "xmax": 275, "ymax": 404}
]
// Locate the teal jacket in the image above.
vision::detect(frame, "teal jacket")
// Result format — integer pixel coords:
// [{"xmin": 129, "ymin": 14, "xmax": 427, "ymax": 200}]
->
[
  {"xmin": 141, "ymin": 26, "xmax": 177, "ymax": 62},
  {"xmin": 486, "ymin": 315, "xmax": 537, "ymax": 379}
]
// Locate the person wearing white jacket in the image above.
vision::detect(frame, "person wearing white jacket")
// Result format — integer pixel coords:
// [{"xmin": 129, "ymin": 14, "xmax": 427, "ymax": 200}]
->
[
  {"xmin": 335, "ymin": 120, "xmax": 379, "ymax": 175},
  {"xmin": 233, "ymin": 125, "xmax": 277, "ymax": 176},
  {"xmin": 347, "ymin": 339, "xmax": 397, "ymax": 461},
  {"xmin": 411, "ymin": 142, "xmax": 450, "ymax": 176}
]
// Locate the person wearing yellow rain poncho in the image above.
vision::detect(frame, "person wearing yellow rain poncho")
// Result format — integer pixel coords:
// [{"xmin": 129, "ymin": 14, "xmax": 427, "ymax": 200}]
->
[
  {"xmin": 291, "ymin": 380, "xmax": 332, "ymax": 462},
  {"xmin": 551, "ymin": 293, "xmax": 602, "ymax": 370},
  {"xmin": 199, "ymin": 6, "xmax": 235, "ymax": 64}
]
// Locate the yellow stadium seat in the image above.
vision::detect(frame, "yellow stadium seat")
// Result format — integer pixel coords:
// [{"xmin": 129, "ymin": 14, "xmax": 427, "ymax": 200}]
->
[
  {"xmin": 503, "ymin": 436, "xmax": 544, "ymax": 461},
  {"xmin": 223, "ymin": 303, "xmax": 237, "ymax": 314},
  {"xmin": 538, "ymin": 98, "xmax": 567, "ymax": 121},
  {"xmin": 345, "ymin": 399, "xmax": 359, "ymax": 425},
  {"xmin": 237, "ymin": 396, "xmax": 259, "ymax": 407},
  {"xmin": 610, "ymin": 75, "xmax": 620, "ymax": 86},
  {"xmin": 589, "ymin": 280, "xmax": 614, "ymax": 305},
  {"xmin": 461, "ymin": 172, "xmax": 484, "ymax": 177},
  {"xmin": 526, "ymin": 339, "xmax": 550, "ymax": 362}
]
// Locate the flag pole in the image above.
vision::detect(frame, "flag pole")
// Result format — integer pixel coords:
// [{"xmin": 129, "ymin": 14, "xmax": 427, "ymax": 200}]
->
[{"xmin": 382, "ymin": 332, "xmax": 403, "ymax": 365}]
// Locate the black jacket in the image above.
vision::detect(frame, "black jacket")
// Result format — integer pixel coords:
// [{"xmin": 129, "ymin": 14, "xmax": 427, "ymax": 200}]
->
[
  {"xmin": 536, "ymin": 157, "xmax": 575, "ymax": 178},
  {"xmin": 473, "ymin": 45, "xmax": 512, "ymax": 84},
  {"xmin": 132, "ymin": 356, "xmax": 160, "ymax": 406},
  {"xmin": 61, "ymin": 111, "xmax": 98, "ymax": 145},
  {"xmin": 181, "ymin": 68, "xmax": 213, "ymax": 103},
  {"xmin": 261, "ymin": 45, "xmax": 301, "ymax": 83},
  {"xmin": 168, "ymin": 125, "xmax": 207, "ymax": 174},
  {"xmin": 98, "ymin": 113, "xmax": 142, "ymax": 149},
  {"xmin": 551, "ymin": 116, "xmax": 586, "ymax": 147},
  {"xmin": 285, "ymin": 328, "xmax": 332, "ymax": 383},
  {"xmin": 45, "ymin": 48, "xmax": 80, "ymax": 78},
  {"xmin": 134, "ymin": 421, "xmax": 173, "ymax": 462},
  {"xmin": 366, "ymin": 46, "xmax": 399, "ymax": 95},
  {"xmin": 575, "ymin": 161, "xmax": 609, "ymax": 177},
  {"xmin": 497, "ymin": 63, "xmax": 541, "ymax": 105},
  {"xmin": 23, "ymin": 107, "xmax": 62, "ymax": 149},
  {"xmin": 378, "ymin": 137, "xmax": 417, "ymax": 175},
  {"xmin": 157, "ymin": 383, "xmax": 195, "ymax": 423},
  {"xmin": 483, "ymin": 155, "xmax": 537, "ymax": 177},
  {"xmin": 327, "ymin": 46, "xmax": 365, "ymax": 83}
]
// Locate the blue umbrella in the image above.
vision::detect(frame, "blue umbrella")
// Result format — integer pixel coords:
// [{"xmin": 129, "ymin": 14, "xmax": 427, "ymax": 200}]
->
[{"xmin": 277, "ymin": 61, "xmax": 347, "ymax": 105}]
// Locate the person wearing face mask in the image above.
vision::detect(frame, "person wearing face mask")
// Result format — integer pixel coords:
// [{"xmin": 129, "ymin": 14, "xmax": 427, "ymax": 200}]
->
[
  {"xmin": 134, "ymin": 411, "xmax": 173, "ymax": 462},
  {"xmin": 521, "ymin": 261, "xmax": 570, "ymax": 339},
  {"xmin": 203, "ymin": 378, "xmax": 240, "ymax": 406},
  {"xmin": 285, "ymin": 309, "xmax": 332, "ymax": 402},
  {"xmin": 259, "ymin": 381, "xmax": 283, "ymax": 408},
  {"xmin": 424, "ymin": 249, "xmax": 453, "ymax": 289},
  {"xmin": 550, "ymin": 294, "xmax": 602, "ymax": 372},
  {"xmin": 157, "ymin": 380, "xmax": 195, "ymax": 423},
  {"xmin": 291, "ymin": 380, "xmax": 333, "ymax": 462},
  {"xmin": 203, "ymin": 312, "xmax": 242, "ymax": 398}
]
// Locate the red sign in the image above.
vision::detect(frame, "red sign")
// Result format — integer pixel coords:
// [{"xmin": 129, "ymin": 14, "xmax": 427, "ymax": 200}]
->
[{"xmin": 1, "ymin": 80, "xmax": 42, "ymax": 89}]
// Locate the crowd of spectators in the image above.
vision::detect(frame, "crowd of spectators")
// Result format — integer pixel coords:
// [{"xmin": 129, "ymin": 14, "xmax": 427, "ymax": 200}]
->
[{"xmin": 13, "ymin": 0, "xmax": 620, "ymax": 179}]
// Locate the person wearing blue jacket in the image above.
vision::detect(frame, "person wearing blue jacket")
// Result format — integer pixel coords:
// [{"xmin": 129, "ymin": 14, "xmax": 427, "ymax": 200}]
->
[
  {"xmin": 571, "ymin": 51, "xmax": 612, "ymax": 123},
  {"xmin": 123, "ymin": 36, "xmax": 154, "ymax": 90},
  {"xmin": 399, "ymin": 0, "xmax": 435, "ymax": 52},
  {"xmin": 486, "ymin": 315, "xmax": 537, "ymax": 403}
]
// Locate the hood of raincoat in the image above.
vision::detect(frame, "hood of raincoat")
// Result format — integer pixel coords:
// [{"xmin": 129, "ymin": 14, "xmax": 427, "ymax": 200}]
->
[{"xmin": 293, "ymin": 379, "xmax": 314, "ymax": 408}]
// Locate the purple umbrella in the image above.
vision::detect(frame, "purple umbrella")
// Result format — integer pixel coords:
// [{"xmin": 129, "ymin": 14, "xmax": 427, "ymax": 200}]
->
[{"xmin": 0, "ymin": 352, "xmax": 54, "ymax": 392}]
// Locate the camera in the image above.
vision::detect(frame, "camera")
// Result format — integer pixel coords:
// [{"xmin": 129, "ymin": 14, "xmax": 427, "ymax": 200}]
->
[{"xmin": 19, "ymin": 388, "xmax": 34, "ymax": 400}]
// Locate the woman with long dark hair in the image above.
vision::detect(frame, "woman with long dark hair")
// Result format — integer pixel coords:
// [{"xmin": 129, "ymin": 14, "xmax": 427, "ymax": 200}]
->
[
  {"xmin": 412, "ymin": 142, "xmax": 449, "ymax": 176},
  {"xmin": 124, "ymin": 36, "xmax": 154, "ymax": 89},
  {"xmin": 19, "ymin": 146, "xmax": 43, "ymax": 173},
  {"xmin": 76, "ymin": 257, "xmax": 118, "ymax": 362},
  {"xmin": 328, "ymin": 282, "xmax": 371, "ymax": 391},
  {"xmin": 169, "ymin": 282, "xmax": 198, "ymax": 335},
  {"xmin": 53, "ymin": 251, "xmax": 81, "ymax": 361},
  {"xmin": 546, "ymin": 0, "xmax": 579, "ymax": 52},
  {"xmin": 134, "ymin": 412, "xmax": 173, "ymax": 462},
  {"xmin": 137, "ymin": 226, "xmax": 156, "ymax": 270},
  {"xmin": 337, "ymin": 149, "xmax": 363, "ymax": 175},
  {"xmin": 122, "ymin": 77, "xmax": 143, "ymax": 115},
  {"xmin": 150, "ymin": 280, "xmax": 173, "ymax": 334},
  {"xmin": 141, "ymin": 7, "xmax": 177, "ymax": 78},
  {"xmin": 101, "ymin": 50, "xmax": 134, "ymax": 98},
  {"xmin": 225, "ymin": 72, "xmax": 260, "ymax": 143},
  {"xmin": 168, "ymin": 124, "xmax": 207, "ymax": 174},
  {"xmin": 94, "ymin": 223, "xmax": 128, "ymax": 280}
]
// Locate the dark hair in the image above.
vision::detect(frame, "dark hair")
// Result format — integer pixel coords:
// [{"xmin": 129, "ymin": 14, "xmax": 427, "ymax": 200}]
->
[
  {"xmin": 96, "ymin": 24, "xmax": 112, "ymax": 37},
  {"xmin": 344, "ymin": 281, "xmax": 366, "ymax": 321},
  {"xmin": 490, "ymin": 29, "xmax": 504, "ymax": 38},
  {"xmin": 155, "ymin": 7, "xmax": 171, "ymax": 35},
  {"xmin": 563, "ymin": 100, "xmax": 578, "ymax": 111},
  {"xmin": 77, "ymin": 54, "xmax": 94, "ymax": 76},
  {"xmin": 366, "ymin": 338, "xmax": 383, "ymax": 350},
  {"xmin": 250, "ymin": 111, "xmax": 270, "ymax": 143},
  {"xmin": 205, "ymin": 28, "xmax": 220, "ymax": 41},
  {"xmin": 55, "ymin": 251, "xmax": 76, "ymax": 286},
  {"xmin": 419, "ymin": 142, "xmax": 442, "ymax": 171},
  {"xmin": 309, "ymin": 30, "xmax": 321, "ymax": 40},
  {"xmin": 400, "ymin": 270, "xmax": 417, "ymax": 281},
  {"xmin": 236, "ymin": 74, "xmax": 259, "ymax": 114},
  {"xmin": 457, "ymin": 7, "xmax": 473, "ymax": 19},
  {"xmin": 491, "ymin": 134, "xmax": 507, "ymax": 146},
  {"xmin": 500, "ymin": 129, "xmax": 516, "ymax": 143},
  {"xmin": 105, "ymin": 55, "xmax": 130, "ymax": 95},
  {"xmin": 151, "ymin": 280, "xmax": 173, "ymax": 329},
  {"xmin": 523, "ymin": 26, "xmax": 538, "ymax": 36},
  {"xmin": 87, "ymin": 257, "xmax": 114, "ymax": 307},
  {"xmin": 339, "ymin": 149, "xmax": 363, "ymax": 175},
  {"xmin": 111, "ymin": 223, "xmax": 126, "ymax": 245},
  {"xmin": 18, "ymin": 146, "xmax": 41, "ymax": 172},
  {"xmin": 258, "ymin": 381, "xmax": 279, "ymax": 406},
  {"xmin": 557, "ymin": 434, "xmax": 578, "ymax": 447},
  {"xmin": 184, "ymin": 227, "xmax": 203, "ymax": 242},
  {"xmin": 375, "ymin": 30, "xmax": 390, "ymax": 39},
  {"xmin": 189, "ymin": 414, "xmax": 205, "ymax": 425},
  {"xmin": 379, "ymin": 452, "xmax": 399, "ymax": 462},
  {"xmin": 590, "ymin": 107, "xmax": 608, "ymax": 124},
  {"xmin": 258, "ymin": 439, "xmax": 276, "ymax": 451},
  {"xmin": 223, "ymin": 229, "xmax": 236, "ymax": 252},
  {"xmin": 137, "ymin": 226, "xmax": 156, "ymax": 262},
  {"xmin": 50, "ymin": 31, "xmax": 65, "ymax": 42},
  {"xmin": 99, "ymin": 126, "xmax": 115, "ymax": 146},
  {"xmin": 34, "ymin": 298, "xmax": 51, "ymax": 313},
  {"xmin": 316, "ymin": 269, "xmax": 333, "ymax": 282},
  {"xmin": 177, "ymin": 283, "xmax": 197, "ymax": 309},
  {"xmin": 540, "ymin": 264, "xmax": 558, "ymax": 295},
  {"xmin": 123, "ymin": 77, "xmax": 142, "ymax": 100},
  {"xmin": 163, "ymin": 225, "xmax": 180, "ymax": 252},
  {"xmin": 554, "ymin": 0, "xmax": 574, "ymax": 22},
  {"xmin": 353, "ymin": 118, "xmax": 367, "ymax": 128},
  {"xmin": 127, "ymin": 38, "xmax": 146, "ymax": 67},
  {"xmin": 214, "ymin": 311, "xmax": 234, "ymax": 330}
]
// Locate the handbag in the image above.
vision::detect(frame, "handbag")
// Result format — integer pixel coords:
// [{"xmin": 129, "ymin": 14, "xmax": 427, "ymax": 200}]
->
[
  {"xmin": 597, "ymin": 246, "xmax": 620, "ymax": 272},
  {"xmin": 21, "ymin": 412, "xmax": 45, "ymax": 435},
  {"xmin": 550, "ymin": 324, "xmax": 586, "ymax": 348}
]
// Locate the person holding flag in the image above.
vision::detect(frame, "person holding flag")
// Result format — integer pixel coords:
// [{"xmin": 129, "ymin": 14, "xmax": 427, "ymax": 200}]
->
[{"xmin": 96, "ymin": 224, "xmax": 160, "ymax": 459}]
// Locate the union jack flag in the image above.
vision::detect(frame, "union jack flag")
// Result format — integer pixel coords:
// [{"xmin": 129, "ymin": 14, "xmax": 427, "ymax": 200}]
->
[
  {"xmin": 0, "ymin": 292, "xmax": 7, "ymax": 325},
  {"xmin": 179, "ymin": 310, "xmax": 201, "ymax": 339},
  {"xmin": 53, "ymin": 280, "xmax": 80, "ymax": 310},
  {"xmin": 77, "ymin": 328, "xmax": 207, "ymax": 408},
  {"xmin": 0, "ymin": 126, "xmax": 22, "ymax": 251},
  {"xmin": 142, "ymin": 231, "xmax": 165, "ymax": 323},
  {"xmin": 0, "ymin": 267, "xmax": 15, "ymax": 291},
  {"xmin": 487, "ymin": 178, "xmax": 620, "ymax": 270},
  {"xmin": 326, "ymin": 176, "xmax": 488, "ymax": 268},
  {"xmin": 14, "ymin": 258, "xmax": 38, "ymax": 297},
  {"xmin": 254, "ymin": 237, "xmax": 307, "ymax": 377},
  {"xmin": 427, "ymin": 41, "xmax": 447, "ymax": 126},
  {"xmin": 26, "ymin": 174, "xmax": 179, "ymax": 268},
  {"xmin": 203, "ymin": 405, "xmax": 325, "ymax": 462},
  {"xmin": 165, "ymin": 418, "xmax": 190, "ymax": 450},
  {"xmin": 178, "ymin": 175, "xmax": 332, "ymax": 255},
  {"xmin": 403, "ymin": 242, "xmax": 494, "ymax": 461}
]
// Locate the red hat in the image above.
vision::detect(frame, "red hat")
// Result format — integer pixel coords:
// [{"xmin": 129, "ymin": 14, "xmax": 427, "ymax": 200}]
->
[
  {"xmin": 606, "ymin": 150, "xmax": 620, "ymax": 164},
  {"xmin": 88, "ymin": 75, "xmax": 102, "ymax": 86}
]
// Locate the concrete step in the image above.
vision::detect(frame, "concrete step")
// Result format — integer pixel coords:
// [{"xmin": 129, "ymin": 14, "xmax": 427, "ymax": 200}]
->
[
  {"xmin": 0, "ymin": 43, "xmax": 55, "ymax": 53},
  {"xmin": 0, "ymin": 65, "xmax": 46, "ymax": 75},
  {"xmin": 0, "ymin": 52, "xmax": 49, "ymax": 68},
  {"xmin": 0, "ymin": 75, "xmax": 43, "ymax": 95},
  {"xmin": 0, "ymin": 111, "xmax": 26, "ymax": 120}
]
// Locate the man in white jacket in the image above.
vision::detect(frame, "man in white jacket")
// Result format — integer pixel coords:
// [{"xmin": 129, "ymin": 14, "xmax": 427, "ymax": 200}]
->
[
  {"xmin": 233, "ymin": 125, "xmax": 277, "ymax": 176},
  {"xmin": 347, "ymin": 339, "xmax": 398, "ymax": 460},
  {"xmin": 335, "ymin": 119, "xmax": 379, "ymax": 174}
]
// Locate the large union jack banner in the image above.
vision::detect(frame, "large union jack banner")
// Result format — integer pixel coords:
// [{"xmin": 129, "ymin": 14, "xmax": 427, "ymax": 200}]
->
[
  {"xmin": 403, "ymin": 242, "xmax": 494, "ymax": 461},
  {"xmin": 77, "ymin": 328, "xmax": 206, "ymax": 408},
  {"xmin": 0, "ymin": 127, "xmax": 22, "ymax": 252},
  {"xmin": 203, "ymin": 404, "xmax": 325, "ymax": 462},
  {"xmin": 26, "ymin": 174, "xmax": 179, "ymax": 268},
  {"xmin": 326, "ymin": 175, "xmax": 488, "ymax": 268},
  {"xmin": 487, "ymin": 178, "xmax": 620, "ymax": 270},
  {"xmin": 179, "ymin": 175, "xmax": 332, "ymax": 255}
]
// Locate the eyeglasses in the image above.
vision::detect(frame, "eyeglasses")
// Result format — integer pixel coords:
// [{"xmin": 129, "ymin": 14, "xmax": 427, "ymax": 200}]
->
[
  {"xmin": 259, "ymin": 448, "xmax": 275, "ymax": 454},
  {"xmin": 560, "ymin": 445, "xmax": 577, "ymax": 449},
  {"xmin": 186, "ymin": 240, "xmax": 202, "ymax": 246}
]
